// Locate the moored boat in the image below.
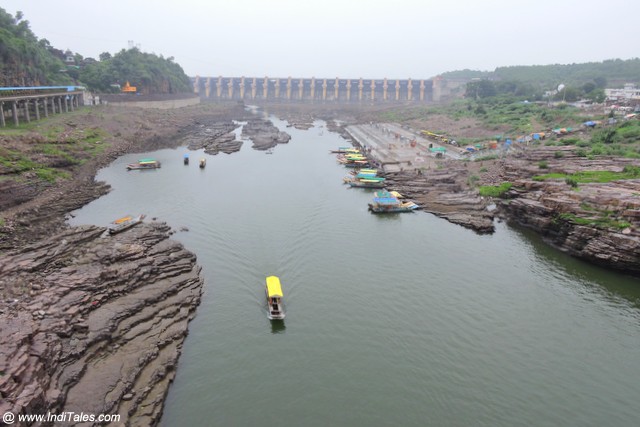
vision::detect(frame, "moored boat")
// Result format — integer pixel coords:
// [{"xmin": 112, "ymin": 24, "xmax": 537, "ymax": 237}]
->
[
  {"xmin": 126, "ymin": 159, "xmax": 161, "ymax": 170},
  {"xmin": 330, "ymin": 147, "xmax": 361, "ymax": 154},
  {"xmin": 199, "ymin": 158, "xmax": 206, "ymax": 168},
  {"xmin": 345, "ymin": 178, "xmax": 386, "ymax": 188},
  {"xmin": 368, "ymin": 191, "xmax": 420, "ymax": 213},
  {"xmin": 183, "ymin": 154, "xmax": 189, "ymax": 165},
  {"xmin": 265, "ymin": 276, "xmax": 286, "ymax": 320},
  {"xmin": 107, "ymin": 214, "xmax": 145, "ymax": 234}
]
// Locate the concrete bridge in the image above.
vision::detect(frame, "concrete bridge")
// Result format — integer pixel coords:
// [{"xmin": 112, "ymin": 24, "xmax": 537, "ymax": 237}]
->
[
  {"xmin": 0, "ymin": 90, "xmax": 84, "ymax": 127},
  {"xmin": 194, "ymin": 76, "xmax": 452, "ymax": 103}
]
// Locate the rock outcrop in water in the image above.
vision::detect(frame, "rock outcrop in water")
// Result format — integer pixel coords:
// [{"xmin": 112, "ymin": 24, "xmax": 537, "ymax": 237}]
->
[
  {"xmin": 183, "ymin": 121, "xmax": 244, "ymax": 155},
  {"xmin": 0, "ymin": 222, "xmax": 203, "ymax": 426},
  {"xmin": 241, "ymin": 119, "xmax": 291, "ymax": 151}
]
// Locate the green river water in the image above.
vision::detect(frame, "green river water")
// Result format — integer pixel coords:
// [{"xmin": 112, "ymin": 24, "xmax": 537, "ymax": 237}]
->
[{"xmin": 70, "ymin": 113, "xmax": 640, "ymax": 427}]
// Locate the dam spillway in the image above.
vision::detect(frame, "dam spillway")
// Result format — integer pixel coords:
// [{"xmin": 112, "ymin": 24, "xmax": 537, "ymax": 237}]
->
[{"xmin": 193, "ymin": 76, "xmax": 446, "ymax": 103}]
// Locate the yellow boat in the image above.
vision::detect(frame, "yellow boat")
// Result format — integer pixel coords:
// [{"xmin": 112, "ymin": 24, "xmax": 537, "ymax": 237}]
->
[{"xmin": 265, "ymin": 276, "xmax": 285, "ymax": 320}]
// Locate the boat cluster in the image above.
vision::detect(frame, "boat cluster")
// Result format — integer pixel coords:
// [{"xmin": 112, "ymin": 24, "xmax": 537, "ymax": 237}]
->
[{"xmin": 331, "ymin": 146, "xmax": 420, "ymax": 213}]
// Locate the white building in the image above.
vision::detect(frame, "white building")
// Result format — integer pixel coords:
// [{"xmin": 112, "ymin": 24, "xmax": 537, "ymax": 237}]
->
[{"xmin": 605, "ymin": 83, "xmax": 640, "ymax": 102}]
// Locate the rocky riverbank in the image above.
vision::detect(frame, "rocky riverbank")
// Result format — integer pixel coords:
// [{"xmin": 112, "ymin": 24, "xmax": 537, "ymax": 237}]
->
[
  {"xmin": 496, "ymin": 148, "xmax": 640, "ymax": 275},
  {"xmin": 0, "ymin": 222, "xmax": 203, "ymax": 426},
  {"xmin": 0, "ymin": 103, "xmax": 246, "ymax": 426},
  {"xmin": 382, "ymin": 167, "xmax": 495, "ymax": 234}
]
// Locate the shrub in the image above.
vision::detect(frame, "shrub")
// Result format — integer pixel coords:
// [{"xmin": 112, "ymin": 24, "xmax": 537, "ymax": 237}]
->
[
  {"xmin": 479, "ymin": 182, "xmax": 512, "ymax": 197},
  {"xmin": 565, "ymin": 177, "xmax": 579, "ymax": 187},
  {"xmin": 538, "ymin": 160, "xmax": 549, "ymax": 169}
]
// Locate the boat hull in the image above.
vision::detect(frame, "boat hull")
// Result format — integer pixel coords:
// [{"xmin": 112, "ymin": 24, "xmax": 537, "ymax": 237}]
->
[{"xmin": 108, "ymin": 214, "xmax": 145, "ymax": 234}]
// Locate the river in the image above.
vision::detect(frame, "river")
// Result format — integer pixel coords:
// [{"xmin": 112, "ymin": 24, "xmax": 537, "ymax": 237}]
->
[{"xmin": 69, "ymin": 113, "xmax": 640, "ymax": 427}]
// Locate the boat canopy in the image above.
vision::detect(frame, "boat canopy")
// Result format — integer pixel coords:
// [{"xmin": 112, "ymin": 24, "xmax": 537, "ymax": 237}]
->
[
  {"xmin": 373, "ymin": 197, "xmax": 401, "ymax": 206},
  {"xmin": 266, "ymin": 276, "xmax": 283, "ymax": 298},
  {"xmin": 138, "ymin": 158, "xmax": 158, "ymax": 164}
]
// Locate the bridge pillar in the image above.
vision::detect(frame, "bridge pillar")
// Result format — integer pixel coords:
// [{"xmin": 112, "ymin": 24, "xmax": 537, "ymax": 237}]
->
[
  {"xmin": 371, "ymin": 80, "xmax": 376, "ymax": 101},
  {"xmin": 420, "ymin": 80, "xmax": 425, "ymax": 101},
  {"xmin": 205, "ymin": 78, "xmax": 211, "ymax": 98},
  {"xmin": 395, "ymin": 80, "xmax": 400, "ymax": 101},
  {"xmin": 408, "ymin": 78, "xmax": 413, "ymax": 101},
  {"xmin": 43, "ymin": 97, "xmax": 48, "ymax": 117},
  {"xmin": 240, "ymin": 77, "xmax": 245, "ymax": 99},
  {"xmin": 274, "ymin": 79, "xmax": 280, "ymax": 99},
  {"xmin": 322, "ymin": 79, "xmax": 327, "ymax": 101},
  {"xmin": 0, "ymin": 102, "xmax": 4, "ymax": 127},
  {"xmin": 227, "ymin": 78, "xmax": 233, "ymax": 98},
  {"xmin": 12, "ymin": 101, "xmax": 19, "ymax": 125},
  {"xmin": 334, "ymin": 78, "xmax": 339, "ymax": 101},
  {"xmin": 298, "ymin": 79, "xmax": 304, "ymax": 100},
  {"xmin": 346, "ymin": 80, "xmax": 351, "ymax": 102},
  {"xmin": 358, "ymin": 78, "xmax": 363, "ymax": 101},
  {"xmin": 23, "ymin": 100, "xmax": 31, "ymax": 122},
  {"xmin": 286, "ymin": 77, "xmax": 292, "ymax": 100},
  {"xmin": 57, "ymin": 96, "xmax": 62, "ymax": 114},
  {"xmin": 217, "ymin": 76, "xmax": 223, "ymax": 98},
  {"xmin": 251, "ymin": 78, "xmax": 257, "ymax": 99},
  {"xmin": 263, "ymin": 77, "xmax": 269, "ymax": 99},
  {"xmin": 310, "ymin": 78, "xmax": 315, "ymax": 100},
  {"xmin": 34, "ymin": 99, "xmax": 40, "ymax": 120}
]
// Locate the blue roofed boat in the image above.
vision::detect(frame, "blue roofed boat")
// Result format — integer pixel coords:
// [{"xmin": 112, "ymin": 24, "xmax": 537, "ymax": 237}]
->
[{"xmin": 368, "ymin": 191, "xmax": 420, "ymax": 213}]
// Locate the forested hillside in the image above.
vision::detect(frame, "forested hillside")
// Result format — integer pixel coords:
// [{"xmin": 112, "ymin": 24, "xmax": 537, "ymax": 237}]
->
[
  {"xmin": 0, "ymin": 8, "xmax": 73, "ymax": 86},
  {"xmin": 441, "ymin": 58, "xmax": 640, "ymax": 88},
  {"xmin": 494, "ymin": 59, "xmax": 640, "ymax": 87},
  {"xmin": 0, "ymin": 7, "xmax": 192, "ymax": 93},
  {"xmin": 79, "ymin": 49, "xmax": 192, "ymax": 94}
]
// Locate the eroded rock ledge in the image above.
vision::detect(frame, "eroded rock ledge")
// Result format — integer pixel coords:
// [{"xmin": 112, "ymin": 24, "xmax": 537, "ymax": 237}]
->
[
  {"xmin": 497, "ymin": 151, "xmax": 640, "ymax": 275},
  {"xmin": 0, "ymin": 222, "xmax": 203, "ymax": 426},
  {"xmin": 384, "ymin": 169, "xmax": 495, "ymax": 234},
  {"xmin": 241, "ymin": 119, "xmax": 291, "ymax": 150}
]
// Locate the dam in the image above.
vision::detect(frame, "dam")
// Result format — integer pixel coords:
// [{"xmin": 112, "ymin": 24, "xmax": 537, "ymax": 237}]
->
[{"xmin": 193, "ymin": 76, "xmax": 458, "ymax": 103}]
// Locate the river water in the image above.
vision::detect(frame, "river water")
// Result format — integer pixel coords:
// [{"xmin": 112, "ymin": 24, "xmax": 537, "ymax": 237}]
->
[{"xmin": 69, "ymin": 113, "xmax": 640, "ymax": 427}]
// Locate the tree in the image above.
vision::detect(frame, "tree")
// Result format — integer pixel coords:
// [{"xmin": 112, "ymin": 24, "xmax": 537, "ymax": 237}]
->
[
  {"xmin": 465, "ymin": 79, "xmax": 497, "ymax": 99},
  {"xmin": 582, "ymin": 82, "xmax": 596, "ymax": 94},
  {"xmin": 594, "ymin": 76, "xmax": 607, "ymax": 88}
]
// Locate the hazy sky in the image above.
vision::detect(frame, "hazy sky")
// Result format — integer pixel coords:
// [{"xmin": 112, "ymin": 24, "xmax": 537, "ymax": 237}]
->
[{"xmin": 3, "ymin": 0, "xmax": 638, "ymax": 79}]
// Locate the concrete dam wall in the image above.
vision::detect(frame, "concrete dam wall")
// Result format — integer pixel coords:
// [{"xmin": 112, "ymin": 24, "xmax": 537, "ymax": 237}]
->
[{"xmin": 193, "ymin": 76, "xmax": 439, "ymax": 103}]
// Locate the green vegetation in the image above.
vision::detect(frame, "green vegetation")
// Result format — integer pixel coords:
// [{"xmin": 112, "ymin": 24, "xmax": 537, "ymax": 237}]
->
[
  {"xmin": 557, "ymin": 213, "xmax": 631, "ymax": 230},
  {"xmin": 0, "ymin": 122, "xmax": 112, "ymax": 183},
  {"xmin": 479, "ymin": 182, "xmax": 512, "ymax": 197},
  {"xmin": 0, "ymin": 8, "xmax": 192, "ymax": 94},
  {"xmin": 79, "ymin": 48, "xmax": 192, "ymax": 93},
  {"xmin": 534, "ymin": 166, "xmax": 640, "ymax": 183},
  {"xmin": 0, "ymin": 8, "xmax": 73, "ymax": 86}
]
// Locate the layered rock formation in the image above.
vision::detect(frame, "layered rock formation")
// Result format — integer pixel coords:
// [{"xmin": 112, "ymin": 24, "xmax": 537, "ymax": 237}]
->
[
  {"xmin": 497, "ymin": 150, "xmax": 640, "ymax": 275},
  {"xmin": 183, "ymin": 121, "xmax": 244, "ymax": 155},
  {"xmin": 0, "ymin": 222, "xmax": 203, "ymax": 426},
  {"xmin": 241, "ymin": 119, "xmax": 291, "ymax": 150},
  {"xmin": 383, "ymin": 167, "xmax": 495, "ymax": 234}
]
